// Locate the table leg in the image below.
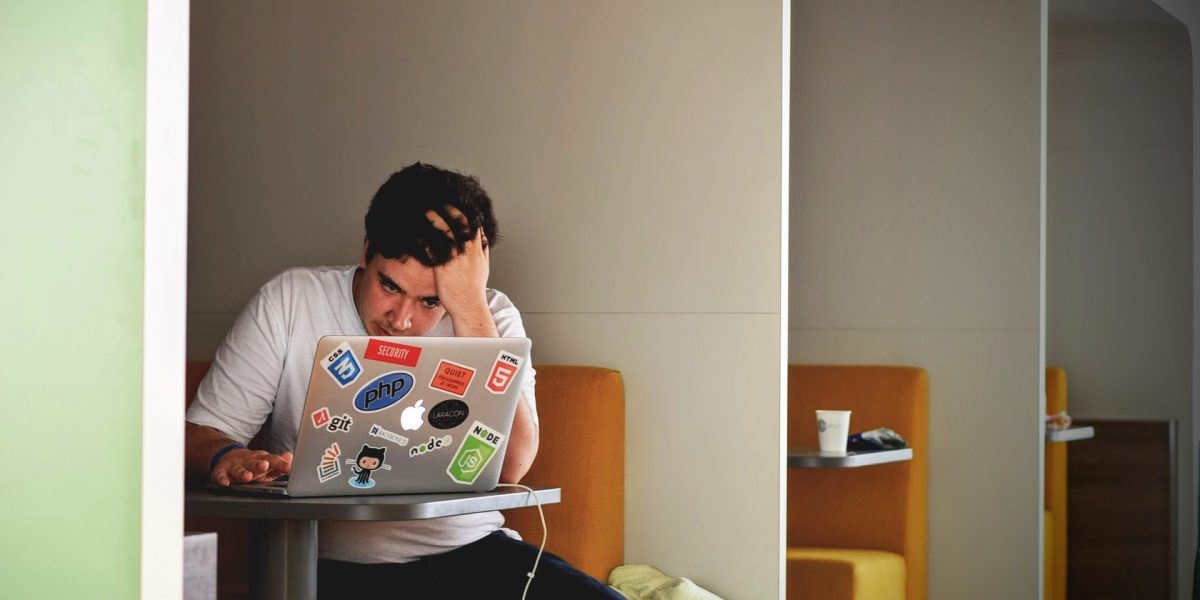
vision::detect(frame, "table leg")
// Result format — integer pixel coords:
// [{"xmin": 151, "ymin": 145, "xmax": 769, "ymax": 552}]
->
[{"xmin": 250, "ymin": 519, "xmax": 318, "ymax": 600}]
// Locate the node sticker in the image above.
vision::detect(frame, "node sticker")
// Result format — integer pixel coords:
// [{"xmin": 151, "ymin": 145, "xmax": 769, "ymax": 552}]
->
[
  {"xmin": 429, "ymin": 360, "xmax": 475, "ymax": 397},
  {"xmin": 346, "ymin": 444, "xmax": 390, "ymax": 489},
  {"xmin": 446, "ymin": 421, "xmax": 505, "ymax": 485},
  {"xmin": 365, "ymin": 339, "xmax": 423, "ymax": 368},
  {"xmin": 311, "ymin": 407, "xmax": 331, "ymax": 429},
  {"xmin": 320, "ymin": 341, "xmax": 362, "ymax": 388},
  {"xmin": 428, "ymin": 399, "xmax": 469, "ymax": 430},
  {"xmin": 353, "ymin": 371, "xmax": 415, "ymax": 413},
  {"xmin": 486, "ymin": 351, "xmax": 522, "ymax": 394},
  {"xmin": 369, "ymin": 424, "xmax": 409, "ymax": 448},
  {"xmin": 409, "ymin": 435, "xmax": 453, "ymax": 458},
  {"xmin": 317, "ymin": 442, "xmax": 342, "ymax": 483}
]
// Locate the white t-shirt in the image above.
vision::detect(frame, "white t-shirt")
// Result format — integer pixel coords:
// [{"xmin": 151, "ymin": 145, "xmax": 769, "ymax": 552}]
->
[{"xmin": 186, "ymin": 265, "xmax": 538, "ymax": 563}]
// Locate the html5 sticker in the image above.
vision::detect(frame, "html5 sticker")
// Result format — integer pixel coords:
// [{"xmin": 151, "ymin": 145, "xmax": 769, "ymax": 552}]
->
[
  {"xmin": 486, "ymin": 351, "xmax": 522, "ymax": 394},
  {"xmin": 364, "ymin": 339, "xmax": 422, "ymax": 368},
  {"xmin": 429, "ymin": 360, "xmax": 475, "ymax": 398}
]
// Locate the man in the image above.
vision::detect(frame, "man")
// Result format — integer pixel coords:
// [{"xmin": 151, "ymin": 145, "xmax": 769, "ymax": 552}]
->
[{"xmin": 185, "ymin": 163, "xmax": 620, "ymax": 599}]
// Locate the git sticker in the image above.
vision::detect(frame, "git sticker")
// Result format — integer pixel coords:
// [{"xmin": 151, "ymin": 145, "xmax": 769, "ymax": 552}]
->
[
  {"xmin": 317, "ymin": 442, "xmax": 342, "ymax": 483},
  {"xmin": 365, "ymin": 339, "xmax": 423, "ymax": 367},
  {"xmin": 446, "ymin": 421, "xmax": 505, "ymax": 485},
  {"xmin": 321, "ymin": 341, "xmax": 362, "ymax": 388},
  {"xmin": 429, "ymin": 360, "xmax": 475, "ymax": 397},
  {"xmin": 486, "ymin": 351, "xmax": 522, "ymax": 394},
  {"xmin": 311, "ymin": 407, "xmax": 331, "ymax": 429}
]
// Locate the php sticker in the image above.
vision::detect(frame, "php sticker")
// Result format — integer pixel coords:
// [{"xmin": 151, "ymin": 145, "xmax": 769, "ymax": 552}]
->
[
  {"xmin": 429, "ymin": 360, "xmax": 475, "ymax": 397},
  {"xmin": 365, "ymin": 339, "xmax": 423, "ymax": 367},
  {"xmin": 369, "ymin": 423, "xmax": 409, "ymax": 448},
  {"xmin": 353, "ymin": 371, "xmax": 415, "ymax": 413},
  {"xmin": 409, "ymin": 434, "xmax": 453, "ymax": 458},
  {"xmin": 486, "ymin": 351, "xmax": 522, "ymax": 394},
  {"xmin": 311, "ymin": 407, "xmax": 331, "ymax": 429},
  {"xmin": 447, "ymin": 421, "xmax": 505, "ymax": 485},
  {"xmin": 320, "ymin": 341, "xmax": 362, "ymax": 388},
  {"xmin": 428, "ymin": 399, "xmax": 469, "ymax": 430},
  {"xmin": 317, "ymin": 442, "xmax": 342, "ymax": 483}
]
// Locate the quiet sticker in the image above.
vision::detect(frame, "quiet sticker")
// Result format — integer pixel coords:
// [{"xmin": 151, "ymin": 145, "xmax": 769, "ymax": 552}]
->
[
  {"xmin": 365, "ymin": 339, "xmax": 423, "ymax": 367},
  {"xmin": 317, "ymin": 442, "xmax": 342, "ymax": 483},
  {"xmin": 446, "ymin": 421, "xmax": 505, "ymax": 485},
  {"xmin": 486, "ymin": 351, "xmax": 522, "ymax": 394},
  {"xmin": 429, "ymin": 360, "xmax": 475, "ymax": 397},
  {"xmin": 320, "ymin": 341, "xmax": 362, "ymax": 388}
]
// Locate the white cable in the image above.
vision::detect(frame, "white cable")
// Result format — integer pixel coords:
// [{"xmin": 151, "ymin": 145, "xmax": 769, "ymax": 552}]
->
[{"xmin": 494, "ymin": 484, "xmax": 547, "ymax": 600}]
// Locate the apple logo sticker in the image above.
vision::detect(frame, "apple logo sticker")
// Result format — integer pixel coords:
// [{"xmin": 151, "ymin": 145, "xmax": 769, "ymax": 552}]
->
[{"xmin": 400, "ymin": 399, "xmax": 426, "ymax": 431}]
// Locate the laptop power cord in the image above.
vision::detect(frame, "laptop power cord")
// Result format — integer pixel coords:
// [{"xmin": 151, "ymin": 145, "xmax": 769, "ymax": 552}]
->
[{"xmin": 493, "ymin": 484, "xmax": 547, "ymax": 600}]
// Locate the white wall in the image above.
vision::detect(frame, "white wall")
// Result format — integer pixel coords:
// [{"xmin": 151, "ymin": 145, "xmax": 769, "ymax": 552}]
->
[
  {"xmin": 188, "ymin": 2, "xmax": 784, "ymax": 597},
  {"xmin": 789, "ymin": 2, "xmax": 1045, "ymax": 599},
  {"xmin": 1047, "ymin": 4, "xmax": 1193, "ymax": 596}
]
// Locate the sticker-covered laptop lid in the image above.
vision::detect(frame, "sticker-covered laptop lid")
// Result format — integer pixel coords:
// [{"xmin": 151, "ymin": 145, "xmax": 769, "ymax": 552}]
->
[{"xmin": 282, "ymin": 335, "xmax": 531, "ymax": 498}]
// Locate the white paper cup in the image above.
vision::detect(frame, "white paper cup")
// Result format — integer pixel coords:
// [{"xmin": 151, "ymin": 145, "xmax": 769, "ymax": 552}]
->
[{"xmin": 816, "ymin": 410, "xmax": 852, "ymax": 455}]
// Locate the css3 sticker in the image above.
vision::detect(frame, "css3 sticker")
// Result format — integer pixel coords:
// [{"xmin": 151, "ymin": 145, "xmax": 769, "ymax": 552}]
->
[
  {"xmin": 353, "ymin": 371, "xmax": 415, "ymax": 413},
  {"xmin": 321, "ymin": 341, "xmax": 362, "ymax": 388},
  {"xmin": 447, "ymin": 421, "xmax": 505, "ymax": 485}
]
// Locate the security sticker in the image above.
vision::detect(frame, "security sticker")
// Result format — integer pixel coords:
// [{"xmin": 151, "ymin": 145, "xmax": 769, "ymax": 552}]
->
[
  {"xmin": 353, "ymin": 371, "xmax": 415, "ymax": 413},
  {"xmin": 365, "ymin": 339, "xmax": 423, "ymax": 367},
  {"xmin": 321, "ymin": 341, "xmax": 362, "ymax": 388},
  {"xmin": 369, "ymin": 423, "xmax": 409, "ymax": 448},
  {"xmin": 446, "ymin": 421, "xmax": 505, "ymax": 485},
  {"xmin": 409, "ymin": 435, "xmax": 452, "ymax": 458},
  {"xmin": 346, "ymin": 444, "xmax": 391, "ymax": 489},
  {"xmin": 327, "ymin": 413, "xmax": 353, "ymax": 433},
  {"xmin": 486, "ymin": 351, "xmax": 522, "ymax": 394},
  {"xmin": 311, "ymin": 407, "xmax": 331, "ymax": 429},
  {"xmin": 428, "ymin": 399, "xmax": 469, "ymax": 430},
  {"xmin": 429, "ymin": 360, "xmax": 475, "ymax": 397},
  {"xmin": 317, "ymin": 442, "xmax": 342, "ymax": 483}
]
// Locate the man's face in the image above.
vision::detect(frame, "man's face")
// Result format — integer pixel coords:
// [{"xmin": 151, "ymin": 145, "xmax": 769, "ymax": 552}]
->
[{"xmin": 353, "ymin": 251, "xmax": 446, "ymax": 337}]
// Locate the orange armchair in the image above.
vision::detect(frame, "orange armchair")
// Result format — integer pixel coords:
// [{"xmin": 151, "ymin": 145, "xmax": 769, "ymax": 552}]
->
[
  {"xmin": 1044, "ymin": 366, "xmax": 1068, "ymax": 600},
  {"xmin": 787, "ymin": 365, "xmax": 929, "ymax": 600}
]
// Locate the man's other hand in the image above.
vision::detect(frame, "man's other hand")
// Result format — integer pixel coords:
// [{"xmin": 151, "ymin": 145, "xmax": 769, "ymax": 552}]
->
[{"xmin": 211, "ymin": 449, "xmax": 293, "ymax": 486}]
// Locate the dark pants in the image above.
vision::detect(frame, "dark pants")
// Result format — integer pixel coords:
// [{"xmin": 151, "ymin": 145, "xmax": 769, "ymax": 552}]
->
[{"xmin": 317, "ymin": 531, "xmax": 623, "ymax": 600}]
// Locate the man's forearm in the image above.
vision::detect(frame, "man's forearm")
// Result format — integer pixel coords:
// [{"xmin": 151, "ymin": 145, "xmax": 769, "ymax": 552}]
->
[
  {"xmin": 448, "ymin": 301, "xmax": 499, "ymax": 338},
  {"xmin": 184, "ymin": 422, "xmax": 240, "ymax": 482},
  {"xmin": 499, "ymin": 396, "xmax": 539, "ymax": 484}
]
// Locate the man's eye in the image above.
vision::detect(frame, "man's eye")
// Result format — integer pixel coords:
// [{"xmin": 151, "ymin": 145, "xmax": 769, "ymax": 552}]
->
[
  {"xmin": 421, "ymin": 299, "xmax": 441, "ymax": 309},
  {"xmin": 381, "ymin": 281, "xmax": 399, "ymax": 292}
]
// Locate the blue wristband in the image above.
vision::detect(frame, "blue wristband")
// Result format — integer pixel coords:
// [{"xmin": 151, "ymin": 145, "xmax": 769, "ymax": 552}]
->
[{"xmin": 209, "ymin": 442, "xmax": 247, "ymax": 473}]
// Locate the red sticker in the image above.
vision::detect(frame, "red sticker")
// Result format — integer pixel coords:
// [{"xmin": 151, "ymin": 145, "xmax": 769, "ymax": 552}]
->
[
  {"xmin": 486, "ymin": 351, "xmax": 522, "ymax": 394},
  {"xmin": 365, "ymin": 339, "xmax": 423, "ymax": 367},
  {"xmin": 429, "ymin": 360, "xmax": 476, "ymax": 397},
  {"xmin": 311, "ymin": 407, "xmax": 331, "ymax": 429}
]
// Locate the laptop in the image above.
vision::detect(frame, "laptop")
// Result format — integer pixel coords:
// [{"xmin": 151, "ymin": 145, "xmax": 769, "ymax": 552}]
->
[{"xmin": 214, "ymin": 335, "xmax": 532, "ymax": 497}]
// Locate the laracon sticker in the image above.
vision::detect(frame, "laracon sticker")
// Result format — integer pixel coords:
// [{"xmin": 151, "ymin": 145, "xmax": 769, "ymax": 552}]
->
[
  {"xmin": 447, "ymin": 421, "xmax": 505, "ymax": 485},
  {"xmin": 311, "ymin": 407, "xmax": 331, "ymax": 429},
  {"xmin": 320, "ymin": 341, "xmax": 362, "ymax": 388},
  {"xmin": 346, "ymin": 444, "xmax": 391, "ymax": 489},
  {"xmin": 327, "ymin": 413, "xmax": 353, "ymax": 433},
  {"xmin": 317, "ymin": 442, "xmax": 342, "ymax": 483},
  {"xmin": 369, "ymin": 424, "xmax": 409, "ymax": 447},
  {"xmin": 486, "ymin": 351, "xmax": 522, "ymax": 394},
  {"xmin": 429, "ymin": 360, "xmax": 475, "ymax": 397},
  {"xmin": 409, "ymin": 435, "xmax": 453, "ymax": 458},
  {"xmin": 365, "ymin": 339, "xmax": 423, "ymax": 367},
  {"xmin": 353, "ymin": 371, "xmax": 415, "ymax": 413},
  {"xmin": 428, "ymin": 399, "xmax": 469, "ymax": 430}
]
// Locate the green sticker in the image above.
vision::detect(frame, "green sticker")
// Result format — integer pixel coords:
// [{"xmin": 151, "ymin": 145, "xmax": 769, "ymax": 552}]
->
[{"xmin": 447, "ymin": 420, "xmax": 505, "ymax": 484}]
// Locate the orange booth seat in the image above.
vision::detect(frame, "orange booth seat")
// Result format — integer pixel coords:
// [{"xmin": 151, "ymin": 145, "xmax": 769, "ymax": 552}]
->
[
  {"xmin": 185, "ymin": 361, "xmax": 625, "ymax": 596},
  {"xmin": 1044, "ymin": 366, "xmax": 1068, "ymax": 600},
  {"xmin": 787, "ymin": 365, "xmax": 929, "ymax": 600}
]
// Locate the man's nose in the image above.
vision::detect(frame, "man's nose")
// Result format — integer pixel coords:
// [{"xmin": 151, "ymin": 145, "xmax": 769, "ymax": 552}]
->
[{"xmin": 388, "ymin": 301, "xmax": 414, "ymax": 332}]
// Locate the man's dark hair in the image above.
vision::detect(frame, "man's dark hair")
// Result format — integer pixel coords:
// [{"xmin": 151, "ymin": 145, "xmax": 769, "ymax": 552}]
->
[{"xmin": 364, "ymin": 163, "xmax": 499, "ymax": 266}]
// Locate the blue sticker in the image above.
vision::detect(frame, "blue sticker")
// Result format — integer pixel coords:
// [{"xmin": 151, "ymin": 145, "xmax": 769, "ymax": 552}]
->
[
  {"xmin": 353, "ymin": 371, "xmax": 415, "ymax": 413},
  {"xmin": 321, "ymin": 341, "xmax": 362, "ymax": 388}
]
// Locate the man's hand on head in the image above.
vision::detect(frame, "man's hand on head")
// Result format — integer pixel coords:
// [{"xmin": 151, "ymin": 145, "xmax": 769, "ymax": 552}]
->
[
  {"xmin": 425, "ymin": 209, "xmax": 498, "ymax": 337},
  {"xmin": 211, "ymin": 448, "xmax": 293, "ymax": 487}
]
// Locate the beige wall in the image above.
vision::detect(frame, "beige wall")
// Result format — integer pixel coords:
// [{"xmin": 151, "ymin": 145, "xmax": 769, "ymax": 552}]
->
[
  {"xmin": 1047, "ymin": 6, "xmax": 1193, "ymax": 596},
  {"xmin": 188, "ymin": 1, "xmax": 784, "ymax": 597},
  {"xmin": 789, "ymin": 2, "xmax": 1044, "ymax": 598}
]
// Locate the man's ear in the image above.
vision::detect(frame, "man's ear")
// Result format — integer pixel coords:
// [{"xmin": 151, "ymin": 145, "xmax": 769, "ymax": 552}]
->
[{"xmin": 359, "ymin": 240, "xmax": 370, "ymax": 269}]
